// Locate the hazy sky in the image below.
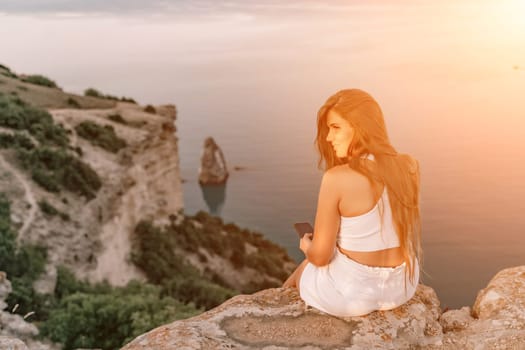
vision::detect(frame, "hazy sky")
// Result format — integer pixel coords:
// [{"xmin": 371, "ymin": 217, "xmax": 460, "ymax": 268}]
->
[{"xmin": 0, "ymin": 0, "xmax": 456, "ymax": 18}]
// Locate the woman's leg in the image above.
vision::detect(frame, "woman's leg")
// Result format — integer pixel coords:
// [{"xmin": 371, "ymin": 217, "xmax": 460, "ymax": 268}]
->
[{"xmin": 282, "ymin": 259, "xmax": 309, "ymax": 291}]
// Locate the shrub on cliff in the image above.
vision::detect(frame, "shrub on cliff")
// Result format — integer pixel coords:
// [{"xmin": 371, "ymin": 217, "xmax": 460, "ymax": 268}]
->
[
  {"xmin": 40, "ymin": 280, "xmax": 199, "ymax": 350},
  {"xmin": 131, "ymin": 220, "xmax": 237, "ymax": 310},
  {"xmin": 144, "ymin": 105, "xmax": 156, "ymax": 114},
  {"xmin": 0, "ymin": 193, "xmax": 51, "ymax": 320},
  {"xmin": 84, "ymin": 87, "xmax": 137, "ymax": 104},
  {"xmin": 5, "ymin": 243, "xmax": 50, "ymax": 319},
  {"xmin": 21, "ymin": 74, "xmax": 59, "ymax": 89},
  {"xmin": 0, "ymin": 132, "xmax": 35, "ymax": 150},
  {"xmin": 0, "ymin": 193, "xmax": 16, "ymax": 273},
  {"xmin": 15, "ymin": 147, "xmax": 102, "ymax": 200},
  {"xmin": 66, "ymin": 97, "xmax": 80, "ymax": 108},
  {"xmin": 162, "ymin": 275, "xmax": 236, "ymax": 310},
  {"xmin": 74, "ymin": 120, "xmax": 127, "ymax": 153},
  {"xmin": 0, "ymin": 64, "xmax": 18, "ymax": 79},
  {"xmin": 107, "ymin": 113, "xmax": 127, "ymax": 125},
  {"xmin": 84, "ymin": 88, "xmax": 103, "ymax": 98},
  {"xmin": 175, "ymin": 211, "xmax": 293, "ymax": 281},
  {"xmin": 37, "ymin": 199, "xmax": 69, "ymax": 221},
  {"xmin": 0, "ymin": 94, "xmax": 69, "ymax": 148}
]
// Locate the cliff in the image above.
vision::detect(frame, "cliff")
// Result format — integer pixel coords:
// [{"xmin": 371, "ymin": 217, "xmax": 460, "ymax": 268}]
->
[
  {"xmin": 1, "ymin": 64, "xmax": 293, "ymax": 294},
  {"xmin": 1, "ymin": 99, "xmax": 183, "ymax": 288},
  {"xmin": 121, "ymin": 265, "xmax": 525, "ymax": 349}
]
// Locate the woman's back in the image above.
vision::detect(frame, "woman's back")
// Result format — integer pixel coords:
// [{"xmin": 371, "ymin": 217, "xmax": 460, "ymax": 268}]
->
[{"xmin": 330, "ymin": 157, "xmax": 405, "ymax": 268}]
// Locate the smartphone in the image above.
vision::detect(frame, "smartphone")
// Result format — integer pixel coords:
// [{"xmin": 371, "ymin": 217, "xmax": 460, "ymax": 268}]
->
[{"xmin": 293, "ymin": 222, "xmax": 314, "ymax": 239}]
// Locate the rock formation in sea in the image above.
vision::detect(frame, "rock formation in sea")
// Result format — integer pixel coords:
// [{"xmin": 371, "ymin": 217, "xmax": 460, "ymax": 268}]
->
[
  {"xmin": 121, "ymin": 266, "xmax": 525, "ymax": 349},
  {"xmin": 198, "ymin": 136, "xmax": 229, "ymax": 185}
]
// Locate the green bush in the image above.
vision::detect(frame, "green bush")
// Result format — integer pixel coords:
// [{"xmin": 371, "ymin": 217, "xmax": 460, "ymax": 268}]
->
[
  {"xmin": 16, "ymin": 147, "xmax": 102, "ymax": 199},
  {"xmin": 16, "ymin": 85, "xmax": 28, "ymax": 91},
  {"xmin": 169, "ymin": 211, "xmax": 293, "ymax": 283},
  {"xmin": 37, "ymin": 199, "xmax": 68, "ymax": 220},
  {"xmin": 66, "ymin": 97, "xmax": 80, "ymax": 108},
  {"xmin": 0, "ymin": 64, "xmax": 18, "ymax": 79},
  {"xmin": 0, "ymin": 193, "xmax": 17, "ymax": 275},
  {"xmin": 0, "ymin": 94, "xmax": 70, "ymax": 148},
  {"xmin": 84, "ymin": 88, "xmax": 137, "ymax": 104},
  {"xmin": 40, "ymin": 281, "xmax": 199, "ymax": 350},
  {"xmin": 0, "ymin": 193, "xmax": 51, "ymax": 320},
  {"xmin": 131, "ymin": 220, "xmax": 237, "ymax": 310},
  {"xmin": 74, "ymin": 121, "xmax": 127, "ymax": 153},
  {"xmin": 21, "ymin": 74, "xmax": 59, "ymax": 88},
  {"xmin": 120, "ymin": 97, "xmax": 137, "ymax": 104},
  {"xmin": 107, "ymin": 113, "xmax": 127, "ymax": 125},
  {"xmin": 72, "ymin": 146, "xmax": 83, "ymax": 156},
  {"xmin": 162, "ymin": 275, "xmax": 235, "ymax": 310},
  {"xmin": 38, "ymin": 199, "xmax": 59, "ymax": 216},
  {"xmin": 144, "ymin": 105, "xmax": 156, "ymax": 114},
  {"xmin": 84, "ymin": 88, "xmax": 102, "ymax": 98},
  {"xmin": 131, "ymin": 221, "xmax": 196, "ymax": 283},
  {"xmin": 5, "ymin": 244, "xmax": 50, "ymax": 319},
  {"xmin": 0, "ymin": 132, "xmax": 35, "ymax": 150}
]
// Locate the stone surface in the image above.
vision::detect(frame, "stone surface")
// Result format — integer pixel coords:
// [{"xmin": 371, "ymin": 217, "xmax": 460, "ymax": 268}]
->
[
  {"xmin": 440, "ymin": 266, "xmax": 525, "ymax": 350},
  {"xmin": 122, "ymin": 266, "xmax": 525, "ymax": 350},
  {"xmin": 198, "ymin": 137, "xmax": 229, "ymax": 185},
  {"xmin": 0, "ymin": 272, "xmax": 11, "ymax": 311},
  {"xmin": 0, "ymin": 336, "xmax": 29, "ymax": 350},
  {"xmin": 121, "ymin": 284, "xmax": 443, "ymax": 349},
  {"xmin": 0, "ymin": 312, "xmax": 39, "ymax": 339},
  {"xmin": 439, "ymin": 306, "xmax": 473, "ymax": 332},
  {"xmin": 472, "ymin": 266, "xmax": 525, "ymax": 321}
]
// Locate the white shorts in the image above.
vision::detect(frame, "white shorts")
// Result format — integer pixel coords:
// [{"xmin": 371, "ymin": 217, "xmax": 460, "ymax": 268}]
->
[{"xmin": 299, "ymin": 248, "xmax": 419, "ymax": 317}]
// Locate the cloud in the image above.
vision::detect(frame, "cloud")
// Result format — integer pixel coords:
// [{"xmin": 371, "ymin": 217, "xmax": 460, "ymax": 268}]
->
[
  {"xmin": 0, "ymin": 0, "xmax": 176, "ymax": 15},
  {"xmin": 0, "ymin": 0, "xmax": 399, "ymax": 17}
]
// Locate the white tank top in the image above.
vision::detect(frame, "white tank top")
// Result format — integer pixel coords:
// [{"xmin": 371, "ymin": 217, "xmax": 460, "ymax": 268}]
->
[{"xmin": 336, "ymin": 154, "xmax": 401, "ymax": 252}]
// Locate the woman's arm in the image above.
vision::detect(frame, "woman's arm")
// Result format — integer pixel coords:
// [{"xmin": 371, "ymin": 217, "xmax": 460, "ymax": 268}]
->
[{"xmin": 302, "ymin": 169, "xmax": 341, "ymax": 266}]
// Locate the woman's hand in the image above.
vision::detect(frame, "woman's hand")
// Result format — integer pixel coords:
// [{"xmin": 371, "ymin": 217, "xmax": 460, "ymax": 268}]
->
[{"xmin": 300, "ymin": 233, "xmax": 313, "ymax": 256}]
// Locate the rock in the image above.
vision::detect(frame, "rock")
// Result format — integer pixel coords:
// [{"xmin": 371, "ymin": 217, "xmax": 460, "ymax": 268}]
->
[
  {"xmin": 121, "ymin": 284, "xmax": 444, "ymax": 349},
  {"xmin": 440, "ymin": 266, "xmax": 525, "ymax": 349},
  {"xmin": 0, "ymin": 336, "xmax": 29, "ymax": 350},
  {"xmin": 0, "ymin": 271, "xmax": 11, "ymax": 311},
  {"xmin": 472, "ymin": 266, "xmax": 525, "ymax": 321},
  {"xmin": 121, "ymin": 266, "xmax": 525, "ymax": 349},
  {"xmin": 198, "ymin": 137, "xmax": 229, "ymax": 185},
  {"xmin": 0, "ymin": 310, "xmax": 39, "ymax": 339},
  {"xmin": 439, "ymin": 306, "xmax": 473, "ymax": 332},
  {"xmin": 32, "ymin": 263, "xmax": 57, "ymax": 295}
]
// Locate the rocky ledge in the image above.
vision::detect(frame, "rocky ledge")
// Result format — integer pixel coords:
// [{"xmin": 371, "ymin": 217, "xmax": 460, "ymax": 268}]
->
[{"xmin": 121, "ymin": 265, "xmax": 525, "ymax": 350}]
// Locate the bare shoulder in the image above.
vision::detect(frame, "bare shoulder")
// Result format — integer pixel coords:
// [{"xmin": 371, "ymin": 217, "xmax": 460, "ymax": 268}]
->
[{"xmin": 323, "ymin": 164, "xmax": 369, "ymax": 190}]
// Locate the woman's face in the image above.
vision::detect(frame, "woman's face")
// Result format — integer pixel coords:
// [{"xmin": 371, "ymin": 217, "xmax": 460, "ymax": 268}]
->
[{"xmin": 325, "ymin": 109, "xmax": 355, "ymax": 158}]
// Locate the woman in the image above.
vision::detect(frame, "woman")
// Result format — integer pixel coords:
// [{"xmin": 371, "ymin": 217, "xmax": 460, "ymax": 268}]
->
[{"xmin": 283, "ymin": 89, "xmax": 422, "ymax": 317}]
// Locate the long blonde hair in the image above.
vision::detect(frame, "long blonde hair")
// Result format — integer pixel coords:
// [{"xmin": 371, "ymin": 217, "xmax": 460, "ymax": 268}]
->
[{"xmin": 315, "ymin": 89, "xmax": 422, "ymax": 289}]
